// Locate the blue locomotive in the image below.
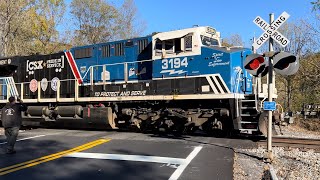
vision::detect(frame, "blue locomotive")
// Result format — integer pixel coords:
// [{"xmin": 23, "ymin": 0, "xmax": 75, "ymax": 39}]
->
[{"xmin": 0, "ymin": 26, "xmax": 265, "ymax": 135}]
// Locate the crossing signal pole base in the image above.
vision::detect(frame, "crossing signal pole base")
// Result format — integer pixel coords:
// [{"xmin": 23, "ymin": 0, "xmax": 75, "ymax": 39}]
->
[{"xmin": 263, "ymin": 151, "xmax": 274, "ymax": 163}]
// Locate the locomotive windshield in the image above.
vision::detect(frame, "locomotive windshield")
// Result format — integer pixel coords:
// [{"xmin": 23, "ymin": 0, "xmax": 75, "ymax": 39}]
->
[{"xmin": 201, "ymin": 35, "xmax": 219, "ymax": 47}]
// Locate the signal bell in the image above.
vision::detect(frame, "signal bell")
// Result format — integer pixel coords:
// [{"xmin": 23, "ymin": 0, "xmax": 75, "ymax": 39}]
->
[
  {"xmin": 244, "ymin": 54, "xmax": 267, "ymax": 77},
  {"xmin": 273, "ymin": 51, "xmax": 299, "ymax": 76}
]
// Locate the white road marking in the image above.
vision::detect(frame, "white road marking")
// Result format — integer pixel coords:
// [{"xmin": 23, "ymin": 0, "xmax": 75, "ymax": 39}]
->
[
  {"xmin": 65, "ymin": 145, "xmax": 203, "ymax": 180},
  {"xmin": 169, "ymin": 146, "xmax": 203, "ymax": 180},
  {"xmin": 65, "ymin": 152, "xmax": 185, "ymax": 165},
  {"xmin": 0, "ymin": 135, "xmax": 46, "ymax": 145}
]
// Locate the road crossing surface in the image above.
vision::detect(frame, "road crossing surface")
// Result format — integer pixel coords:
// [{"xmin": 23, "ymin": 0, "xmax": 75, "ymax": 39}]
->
[{"xmin": 0, "ymin": 129, "xmax": 255, "ymax": 180}]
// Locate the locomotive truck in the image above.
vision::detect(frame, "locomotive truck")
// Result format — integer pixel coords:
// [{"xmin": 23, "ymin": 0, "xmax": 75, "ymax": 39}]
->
[{"xmin": 0, "ymin": 26, "xmax": 271, "ymax": 135}]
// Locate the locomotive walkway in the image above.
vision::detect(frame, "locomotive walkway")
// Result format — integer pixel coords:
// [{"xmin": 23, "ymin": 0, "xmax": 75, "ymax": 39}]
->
[{"xmin": 0, "ymin": 129, "xmax": 255, "ymax": 180}]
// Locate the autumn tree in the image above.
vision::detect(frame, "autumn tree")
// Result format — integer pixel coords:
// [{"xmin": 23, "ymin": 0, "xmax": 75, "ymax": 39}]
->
[
  {"xmin": 70, "ymin": 0, "xmax": 145, "ymax": 46},
  {"xmin": 0, "ymin": 0, "xmax": 65, "ymax": 56},
  {"xmin": 0, "ymin": 0, "xmax": 33, "ymax": 56},
  {"xmin": 70, "ymin": 0, "xmax": 118, "ymax": 45},
  {"xmin": 29, "ymin": 0, "xmax": 65, "ymax": 54},
  {"xmin": 273, "ymin": 20, "xmax": 315, "ymax": 111}
]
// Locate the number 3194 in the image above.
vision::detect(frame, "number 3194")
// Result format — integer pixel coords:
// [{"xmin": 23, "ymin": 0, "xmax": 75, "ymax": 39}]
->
[{"xmin": 161, "ymin": 57, "xmax": 188, "ymax": 69}]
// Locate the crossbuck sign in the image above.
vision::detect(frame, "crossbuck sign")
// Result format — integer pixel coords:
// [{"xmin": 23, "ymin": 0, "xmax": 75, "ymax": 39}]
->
[{"xmin": 252, "ymin": 11, "xmax": 290, "ymax": 49}]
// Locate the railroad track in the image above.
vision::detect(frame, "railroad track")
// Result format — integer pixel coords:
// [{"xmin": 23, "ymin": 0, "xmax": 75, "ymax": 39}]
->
[{"xmin": 258, "ymin": 137, "xmax": 320, "ymax": 152}]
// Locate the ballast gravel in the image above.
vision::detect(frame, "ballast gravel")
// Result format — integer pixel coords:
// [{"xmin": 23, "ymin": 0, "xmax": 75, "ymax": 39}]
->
[{"xmin": 234, "ymin": 125, "xmax": 320, "ymax": 180}]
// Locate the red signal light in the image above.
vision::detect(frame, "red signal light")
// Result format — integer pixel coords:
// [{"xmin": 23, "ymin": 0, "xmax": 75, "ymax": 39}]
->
[
  {"xmin": 244, "ymin": 54, "xmax": 266, "ymax": 77},
  {"xmin": 273, "ymin": 52, "xmax": 299, "ymax": 76},
  {"xmin": 249, "ymin": 59, "xmax": 261, "ymax": 70},
  {"xmin": 249, "ymin": 56, "xmax": 265, "ymax": 70}
]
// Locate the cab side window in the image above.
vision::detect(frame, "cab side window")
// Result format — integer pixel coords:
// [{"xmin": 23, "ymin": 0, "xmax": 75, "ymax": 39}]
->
[{"xmin": 164, "ymin": 40, "xmax": 174, "ymax": 54}]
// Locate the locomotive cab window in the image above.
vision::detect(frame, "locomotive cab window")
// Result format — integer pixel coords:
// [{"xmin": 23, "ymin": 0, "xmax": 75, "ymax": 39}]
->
[
  {"xmin": 164, "ymin": 40, "xmax": 174, "ymax": 54},
  {"xmin": 74, "ymin": 47, "xmax": 93, "ymax": 59},
  {"xmin": 201, "ymin": 35, "xmax": 219, "ymax": 47},
  {"xmin": 155, "ymin": 39, "xmax": 162, "ymax": 55},
  {"xmin": 174, "ymin": 38, "xmax": 182, "ymax": 53},
  {"xmin": 154, "ymin": 36, "xmax": 194, "ymax": 57}
]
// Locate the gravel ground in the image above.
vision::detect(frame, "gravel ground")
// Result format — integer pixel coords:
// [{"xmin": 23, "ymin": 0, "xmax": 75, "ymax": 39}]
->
[
  {"xmin": 275, "ymin": 123, "xmax": 320, "ymax": 139},
  {"xmin": 234, "ymin": 124, "xmax": 320, "ymax": 180}
]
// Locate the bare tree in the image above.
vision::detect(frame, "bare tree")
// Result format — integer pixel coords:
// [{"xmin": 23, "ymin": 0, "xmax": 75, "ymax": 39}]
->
[
  {"xmin": 222, "ymin": 34, "xmax": 244, "ymax": 47},
  {"xmin": 312, "ymin": 0, "xmax": 320, "ymax": 11},
  {"xmin": 115, "ymin": 0, "xmax": 146, "ymax": 40}
]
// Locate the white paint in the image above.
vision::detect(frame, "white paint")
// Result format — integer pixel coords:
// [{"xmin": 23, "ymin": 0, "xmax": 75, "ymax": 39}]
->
[
  {"xmin": 201, "ymin": 85, "xmax": 210, "ymax": 92},
  {"xmin": 0, "ymin": 135, "xmax": 46, "ymax": 145},
  {"xmin": 64, "ymin": 146, "xmax": 203, "ymax": 180},
  {"xmin": 64, "ymin": 145, "xmax": 203, "ymax": 179},
  {"xmin": 64, "ymin": 152, "xmax": 185, "ymax": 165},
  {"xmin": 169, "ymin": 146, "xmax": 203, "ymax": 180}
]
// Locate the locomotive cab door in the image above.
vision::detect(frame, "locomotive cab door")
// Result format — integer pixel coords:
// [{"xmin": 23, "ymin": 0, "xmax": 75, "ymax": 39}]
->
[
  {"xmin": 242, "ymin": 71, "xmax": 253, "ymax": 93},
  {"xmin": 124, "ymin": 40, "xmax": 137, "ymax": 81}
]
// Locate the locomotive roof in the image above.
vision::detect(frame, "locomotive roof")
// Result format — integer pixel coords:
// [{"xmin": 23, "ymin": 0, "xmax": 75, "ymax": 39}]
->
[{"xmin": 152, "ymin": 26, "xmax": 220, "ymax": 41}]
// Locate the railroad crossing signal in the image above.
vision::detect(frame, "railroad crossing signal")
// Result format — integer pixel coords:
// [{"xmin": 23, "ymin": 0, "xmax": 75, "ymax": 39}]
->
[
  {"xmin": 244, "ymin": 51, "xmax": 299, "ymax": 77},
  {"xmin": 273, "ymin": 51, "xmax": 299, "ymax": 75},
  {"xmin": 250, "ymin": 12, "xmax": 299, "ymax": 163},
  {"xmin": 244, "ymin": 54, "xmax": 268, "ymax": 77},
  {"xmin": 252, "ymin": 11, "xmax": 290, "ymax": 49}
]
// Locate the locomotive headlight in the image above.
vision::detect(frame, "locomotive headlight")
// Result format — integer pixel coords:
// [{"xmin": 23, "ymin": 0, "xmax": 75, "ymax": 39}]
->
[{"xmin": 206, "ymin": 27, "xmax": 216, "ymax": 35}]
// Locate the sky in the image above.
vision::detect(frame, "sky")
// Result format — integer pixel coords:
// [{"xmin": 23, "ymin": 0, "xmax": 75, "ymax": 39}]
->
[
  {"xmin": 132, "ymin": 0, "xmax": 316, "ymax": 47},
  {"xmin": 62, "ymin": 0, "xmax": 317, "ymax": 47}
]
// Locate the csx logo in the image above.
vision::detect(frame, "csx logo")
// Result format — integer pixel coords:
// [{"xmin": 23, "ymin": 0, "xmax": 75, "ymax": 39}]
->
[{"xmin": 27, "ymin": 60, "xmax": 44, "ymax": 72}]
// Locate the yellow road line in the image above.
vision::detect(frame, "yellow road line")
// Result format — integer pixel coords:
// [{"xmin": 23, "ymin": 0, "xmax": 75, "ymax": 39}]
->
[
  {"xmin": 0, "ymin": 139, "xmax": 105, "ymax": 172},
  {"xmin": 0, "ymin": 139, "xmax": 110, "ymax": 176}
]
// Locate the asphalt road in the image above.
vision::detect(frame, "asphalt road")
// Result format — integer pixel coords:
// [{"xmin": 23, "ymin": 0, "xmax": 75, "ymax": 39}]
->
[{"xmin": 0, "ymin": 128, "xmax": 256, "ymax": 180}]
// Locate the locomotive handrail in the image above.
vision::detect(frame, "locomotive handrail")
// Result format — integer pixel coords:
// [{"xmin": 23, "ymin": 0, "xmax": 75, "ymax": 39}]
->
[
  {"xmin": 81, "ymin": 58, "xmax": 155, "ymax": 82},
  {"xmin": 0, "ymin": 78, "xmax": 79, "ymax": 102}
]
